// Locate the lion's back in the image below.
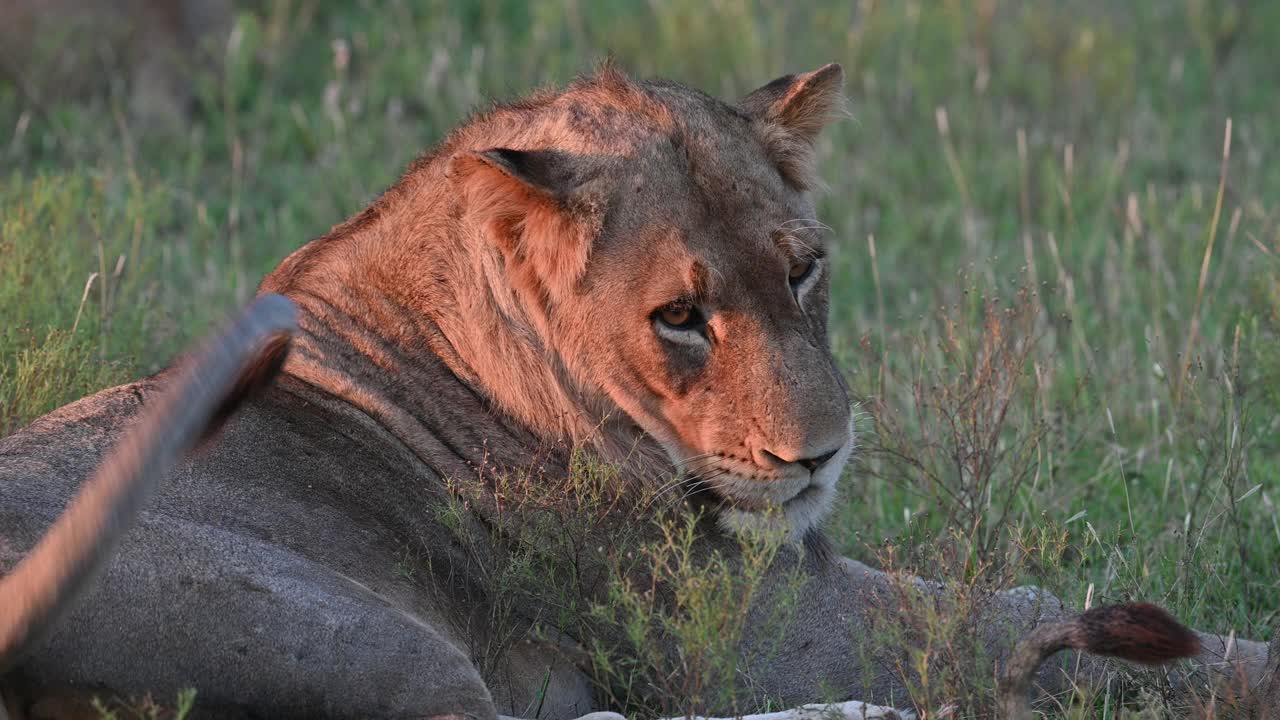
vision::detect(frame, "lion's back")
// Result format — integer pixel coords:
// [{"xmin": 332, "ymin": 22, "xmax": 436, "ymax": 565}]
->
[
  {"xmin": 0, "ymin": 376, "xmax": 488, "ymax": 714},
  {"xmin": 0, "ymin": 374, "xmax": 433, "ymax": 575},
  {"xmin": 0, "ymin": 380, "xmax": 157, "ymax": 570}
]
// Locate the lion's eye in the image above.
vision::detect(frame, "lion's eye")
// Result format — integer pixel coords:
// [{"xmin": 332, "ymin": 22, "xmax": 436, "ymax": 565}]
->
[
  {"xmin": 653, "ymin": 302, "xmax": 706, "ymax": 342},
  {"xmin": 789, "ymin": 258, "xmax": 814, "ymax": 281},
  {"xmin": 661, "ymin": 306, "xmax": 692, "ymax": 327},
  {"xmin": 788, "ymin": 258, "xmax": 819, "ymax": 293}
]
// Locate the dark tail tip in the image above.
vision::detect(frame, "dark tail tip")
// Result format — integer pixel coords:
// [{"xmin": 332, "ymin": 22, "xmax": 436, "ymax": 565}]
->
[{"xmin": 1077, "ymin": 602, "xmax": 1201, "ymax": 664}]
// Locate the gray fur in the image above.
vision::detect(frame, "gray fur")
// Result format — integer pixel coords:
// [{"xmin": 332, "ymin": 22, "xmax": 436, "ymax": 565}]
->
[{"xmin": 0, "ymin": 293, "xmax": 297, "ymax": 668}]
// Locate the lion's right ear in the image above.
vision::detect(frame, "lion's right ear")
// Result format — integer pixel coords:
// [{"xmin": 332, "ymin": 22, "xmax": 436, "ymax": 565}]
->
[
  {"xmin": 447, "ymin": 148, "xmax": 594, "ymax": 301},
  {"xmin": 740, "ymin": 63, "xmax": 846, "ymax": 190}
]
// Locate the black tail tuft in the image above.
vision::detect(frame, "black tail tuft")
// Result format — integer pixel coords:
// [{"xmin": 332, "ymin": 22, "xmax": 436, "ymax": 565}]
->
[{"xmin": 1076, "ymin": 602, "xmax": 1201, "ymax": 664}]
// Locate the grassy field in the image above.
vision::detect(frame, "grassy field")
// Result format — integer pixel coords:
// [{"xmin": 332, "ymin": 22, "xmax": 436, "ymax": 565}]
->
[{"xmin": 3, "ymin": 0, "xmax": 1279, "ymax": 716}]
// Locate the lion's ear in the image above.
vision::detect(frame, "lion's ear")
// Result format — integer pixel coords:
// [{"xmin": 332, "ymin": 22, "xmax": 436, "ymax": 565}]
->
[
  {"xmin": 740, "ymin": 63, "xmax": 845, "ymax": 189},
  {"xmin": 741, "ymin": 63, "xmax": 846, "ymax": 143},
  {"xmin": 447, "ymin": 148, "xmax": 594, "ymax": 300}
]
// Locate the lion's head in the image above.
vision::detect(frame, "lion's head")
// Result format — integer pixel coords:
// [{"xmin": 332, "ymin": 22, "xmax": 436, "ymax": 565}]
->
[{"xmin": 436, "ymin": 64, "xmax": 851, "ymax": 539}]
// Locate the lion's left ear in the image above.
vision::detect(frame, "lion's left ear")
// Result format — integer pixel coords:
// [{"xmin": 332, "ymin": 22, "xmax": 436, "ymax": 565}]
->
[
  {"xmin": 447, "ymin": 148, "xmax": 597, "ymax": 300},
  {"xmin": 740, "ymin": 63, "xmax": 845, "ymax": 189}
]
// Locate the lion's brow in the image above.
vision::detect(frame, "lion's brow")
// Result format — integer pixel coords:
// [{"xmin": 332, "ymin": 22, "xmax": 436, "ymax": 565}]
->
[
  {"xmin": 688, "ymin": 261, "xmax": 720, "ymax": 301},
  {"xmin": 772, "ymin": 219, "xmax": 831, "ymax": 257}
]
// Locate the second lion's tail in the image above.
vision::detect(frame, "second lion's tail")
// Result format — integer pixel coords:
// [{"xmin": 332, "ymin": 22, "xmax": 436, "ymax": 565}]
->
[{"xmin": 999, "ymin": 602, "xmax": 1201, "ymax": 718}]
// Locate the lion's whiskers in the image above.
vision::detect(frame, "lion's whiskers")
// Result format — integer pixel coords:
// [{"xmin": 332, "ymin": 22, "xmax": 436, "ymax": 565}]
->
[
  {"xmin": 644, "ymin": 457, "xmax": 727, "ymax": 510},
  {"xmin": 663, "ymin": 472, "xmax": 724, "ymax": 509},
  {"xmin": 646, "ymin": 464, "xmax": 715, "ymax": 507},
  {"xmin": 673, "ymin": 469, "xmax": 730, "ymax": 507},
  {"xmin": 778, "ymin": 217, "xmax": 834, "ymax": 234}
]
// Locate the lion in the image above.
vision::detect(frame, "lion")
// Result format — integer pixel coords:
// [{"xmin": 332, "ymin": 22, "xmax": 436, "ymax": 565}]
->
[{"xmin": 0, "ymin": 63, "xmax": 1273, "ymax": 719}]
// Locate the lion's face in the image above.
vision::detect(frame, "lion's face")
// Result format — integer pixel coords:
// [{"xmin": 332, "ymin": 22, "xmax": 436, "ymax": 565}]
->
[
  {"xmin": 448, "ymin": 64, "xmax": 850, "ymax": 538},
  {"xmin": 567, "ymin": 138, "xmax": 850, "ymax": 538}
]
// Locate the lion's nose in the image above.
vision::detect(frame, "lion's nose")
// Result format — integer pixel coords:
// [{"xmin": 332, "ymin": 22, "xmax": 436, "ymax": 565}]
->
[
  {"xmin": 758, "ymin": 446, "xmax": 841, "ymax": 473},
  {"xmin": 798, "ymin": 448, "xmax": 839, "ymax": 471}
]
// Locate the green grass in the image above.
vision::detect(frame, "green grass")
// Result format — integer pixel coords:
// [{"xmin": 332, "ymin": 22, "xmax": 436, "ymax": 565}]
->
[{"xmin": 3, "ymin": 0, "xmax": 1279, "ymax": 716}]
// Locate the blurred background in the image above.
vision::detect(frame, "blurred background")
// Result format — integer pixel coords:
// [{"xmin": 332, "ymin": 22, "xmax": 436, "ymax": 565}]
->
[{"xmin": 2, "ymin": 0, "xmax": 1278, "ymax": 698}]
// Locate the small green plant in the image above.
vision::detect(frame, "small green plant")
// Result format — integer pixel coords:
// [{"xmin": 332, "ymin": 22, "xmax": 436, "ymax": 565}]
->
[
  {"xmin": 586, "ymin": 509, "xmax": 804, "ymax": 717},
  {"xmin": 92, "ymin": 687, "xmax": 196, "ymax": 720}
]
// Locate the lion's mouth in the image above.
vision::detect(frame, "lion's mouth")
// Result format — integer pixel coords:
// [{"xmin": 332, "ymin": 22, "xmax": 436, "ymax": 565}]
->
[
  {"xmin": 785, "ymin": 480, "xmax": 823, "ymax": 506},
  {"xmin": 683, "ymin": 470, "xmax": 818, "ymax": 512}
]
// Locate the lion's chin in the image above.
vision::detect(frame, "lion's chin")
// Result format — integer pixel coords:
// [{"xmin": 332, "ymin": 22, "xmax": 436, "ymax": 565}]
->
[{"xmin": 715, "ymin": 480, "xmax": 836, "ymax": 544}]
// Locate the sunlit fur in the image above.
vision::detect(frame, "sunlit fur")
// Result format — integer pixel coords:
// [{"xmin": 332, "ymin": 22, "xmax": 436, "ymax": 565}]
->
[{"xmin": 266, "ymin": 62, "xmax": 852, "ymax": 541}]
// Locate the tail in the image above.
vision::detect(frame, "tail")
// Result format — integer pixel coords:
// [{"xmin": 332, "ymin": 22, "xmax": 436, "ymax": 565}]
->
[
  {"xmin": 0, "ymin": 293, "xmax": 298, "ymax": 669},
  {"xmin": 999, "ymin": 602, "xmax": 1201, "ymax": 718}
]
